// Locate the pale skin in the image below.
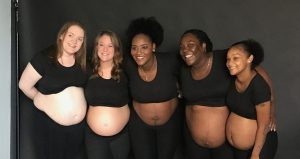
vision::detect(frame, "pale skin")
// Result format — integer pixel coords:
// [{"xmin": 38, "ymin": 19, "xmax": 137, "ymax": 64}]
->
[
  {"xmin": 226, "ymin": 46, "xmax": 271, "ymax": 159},
  {"xmin": 180, "ymin": 33, "xmax": 229, "ymax": 148},
  {"xmin": 87, "ymin": 34, "xmax": 130, "ymax": 136},
  {"xmin": 131, "ymin": 33, "xmax": 177, "ymax": 126},
  {"xmin": 18, "ymin": 25, "xmax": 87, "ymax": 126}
]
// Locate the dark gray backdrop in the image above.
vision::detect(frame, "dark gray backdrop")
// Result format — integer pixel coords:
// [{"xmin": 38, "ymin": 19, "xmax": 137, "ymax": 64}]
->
[{"xmin": 17, "ymin": 0, "xmax": 300, "ymax": 158}]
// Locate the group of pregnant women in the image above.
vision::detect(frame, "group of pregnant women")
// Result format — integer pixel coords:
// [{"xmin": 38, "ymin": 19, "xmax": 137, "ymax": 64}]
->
[{"xmin": 19, "ymin": 16, "xmax": 278, "ymax": 159}]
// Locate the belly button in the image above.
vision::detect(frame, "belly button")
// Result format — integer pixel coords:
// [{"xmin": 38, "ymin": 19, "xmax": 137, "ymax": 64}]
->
[{"xmin": 73, "ymin": 114, "xmax": 78, "ymax": 119}]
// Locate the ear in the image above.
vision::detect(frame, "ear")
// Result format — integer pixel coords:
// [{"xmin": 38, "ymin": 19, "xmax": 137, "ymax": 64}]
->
[
  {"xmin": 202, "ymin": 43, "xmax": 207, "ymax": 52},
  {"xmin": 248, "ymin": 54, "xmax": 254, "ymax": 63},
  {"xmin": 59, "ymin": 33, "xmax": 65, "ymax": 40},
  {"xmin": 152, "ymin": 43, "xmax": 156, "ymax": 52}
]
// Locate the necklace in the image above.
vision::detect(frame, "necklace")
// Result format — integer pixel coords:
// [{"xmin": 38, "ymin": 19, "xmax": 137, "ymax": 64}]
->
[
  {"xmin": 138, "ymin": 55, "xmax": 157, "ymax": 81},
  {"xmin": 191, "ymin": 54, "xmax": 212, "ymax": 80}
]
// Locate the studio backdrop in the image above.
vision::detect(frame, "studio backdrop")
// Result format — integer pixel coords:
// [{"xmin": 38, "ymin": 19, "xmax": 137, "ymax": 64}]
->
[{"xmin": 15, "ymin": 0, "xmax": 300, "ymax": 159}]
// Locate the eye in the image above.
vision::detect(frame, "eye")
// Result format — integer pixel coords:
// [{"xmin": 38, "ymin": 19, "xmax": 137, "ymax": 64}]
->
[
  {"xmin": 141, "ymin": 45, "xmax": 148, "ymax": 50},
  {"xmin": 77, "ymin": 37, "xmax": 83, "ymax": 42},
  {"xmin": 187, "ymin": 43, "xmax": 196, "ymax": 48},
  {"xmin": 131, "ymin": 46, "xmax": 137, "ymax": 51},
  {"xmin": 67, "ymin": 32, "xmax": 73, "ymax": 37}
]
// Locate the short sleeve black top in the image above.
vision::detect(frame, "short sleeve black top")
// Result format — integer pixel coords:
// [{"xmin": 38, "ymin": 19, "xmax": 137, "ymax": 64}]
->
[
  {"xmin": 84, "ymin": 71, "xmax": 129, "ymax": 107},
  {"xmin": 180, "ymin": 50, "xmax": 232, "ymax": 106},
  {"xmin": 226, "ymin": 73, "xmax": 271, "ymax": 120},
  {"xmin": 124, "ymin": 52, "xmax": 179, "ymax": 103},
  {"xmin": 30, "ymin": 47, "xmax": 88, "ymax": 95}
]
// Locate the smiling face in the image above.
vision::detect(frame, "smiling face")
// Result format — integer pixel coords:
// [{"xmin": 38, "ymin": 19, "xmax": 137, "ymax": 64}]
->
[
  {"xmin": 130, "ymin": 33, "xmax": 156, "ymax": 67},
  {"xmin": 226, "ymin": 46, "xmax": 253, "ymax": 76},
  {"xmin": 60, "ymin": 25, "xmax": 84, "ymax": 56},
  {"xmin": 97, "ymin": 34, "xmax": 114, "ymax": 63},
  {"xmin": 179, "ymin": 33, "xmax": 207, "ymax": 66}
]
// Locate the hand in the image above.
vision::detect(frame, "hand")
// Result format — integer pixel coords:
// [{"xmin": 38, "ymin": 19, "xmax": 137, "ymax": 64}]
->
[
  {"xmin": 269, "ymin": 112, "xmax": 277, "ymax": 132},
  {"xmin": 33, "ymin": 92, "xmax": 45, "ymax": 111}
]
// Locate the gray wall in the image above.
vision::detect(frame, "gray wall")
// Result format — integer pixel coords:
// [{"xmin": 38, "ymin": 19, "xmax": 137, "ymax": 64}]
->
[{"xmin": 0, "ymin": 0, "xmax": 11, "ymax": 158}]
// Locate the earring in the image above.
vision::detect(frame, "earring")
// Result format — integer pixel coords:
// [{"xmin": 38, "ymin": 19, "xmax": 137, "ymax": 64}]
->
[{"xmin": 153, "ymin": 49, "xmax": 156, "ymax": 52}]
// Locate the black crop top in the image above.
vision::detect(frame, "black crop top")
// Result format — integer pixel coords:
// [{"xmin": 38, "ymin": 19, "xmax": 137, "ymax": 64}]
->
[
  {"xmin": 124, "ymin": 52, "xmax": 179, "ymax": 103},
  {"xmin": 30, "ymin": 47, "xmax": 88, "ymax": 95},
  {"xmin": 84, "ymin": 71, "xmax": 129, "ymax": 107},
  {"xmin": 226, "ymin": 74, "xmax": 271, "ymax": 120},
  {"xmin": 180, "ymin": 50, "xmax": 232, "ymax": 106}
]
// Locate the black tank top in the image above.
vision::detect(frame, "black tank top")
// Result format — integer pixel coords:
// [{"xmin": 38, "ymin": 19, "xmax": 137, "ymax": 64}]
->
[{"xmin": 180, "ymin": 50, "xmax": 232, "ymax": 106}]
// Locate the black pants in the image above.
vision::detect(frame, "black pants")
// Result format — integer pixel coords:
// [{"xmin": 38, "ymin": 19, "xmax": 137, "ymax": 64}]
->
[
  {"xmin": 32, "ymin": 107, "xmax": 86, "ymax": 159},
  {"xmin": 184, "ymin": 122, "xmax": 234, "ymax": 159},
  {"xmin": 85, "ymin": 124, "xmax": 130, "ymax": 159},
  {"xmin": 129, "ymin": 105, "xmax": 183, "ymax": 159},
  {"xmin": 233, "ymin": 131, "xmax": 278, "ymax": 159}
]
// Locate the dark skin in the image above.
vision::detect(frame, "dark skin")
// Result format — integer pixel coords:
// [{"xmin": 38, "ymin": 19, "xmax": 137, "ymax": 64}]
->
[
  {"xmin": 180, "ymin": 33, "xmax": 229, "ymax": 148},
  {"xmin": 179, "ymin": 33, "xmax": 276, "ymax": 149},
  {"xmin": 130, "ymin": 33, "xmax": 177, "ymax": 126},
  {"xmin": 226, "ymin": 46, "xmax": 271, "ymax": 159}
]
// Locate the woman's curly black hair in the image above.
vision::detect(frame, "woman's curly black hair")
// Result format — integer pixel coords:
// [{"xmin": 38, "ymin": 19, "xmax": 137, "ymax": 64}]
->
[{"xmin": 126, "ymin": 16, "xmax": 164, "ymax": 47}]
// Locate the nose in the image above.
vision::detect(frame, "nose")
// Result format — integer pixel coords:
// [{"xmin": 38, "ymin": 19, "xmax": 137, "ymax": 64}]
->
[
  {"xmin": 71, "ymin": 37, "xmax": 78, "ymax": 44},
  {"xmin": 226, "ymin": 59, "xmax": 232, "ymax": 68},
  {"xmin": 103, "ymin": 46, "xmax": 108, "ymax": 52}
]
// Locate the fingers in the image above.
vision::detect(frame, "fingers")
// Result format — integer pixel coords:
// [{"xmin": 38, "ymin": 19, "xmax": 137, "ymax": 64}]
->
[{"xmin": 269, "ymin": 120, "xmax": 277, "ymax": 132}]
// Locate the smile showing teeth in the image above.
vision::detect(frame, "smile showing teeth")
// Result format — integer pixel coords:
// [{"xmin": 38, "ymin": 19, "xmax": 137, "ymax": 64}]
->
[
  {"xmin": 68, "ymin": 43, "xmax": 76, "ymax": 48},
  {"xmin": 228, "ymin": 67, "xmax": 236, "ymax": 71},
  {"xmin": 136, "ymin": 56, "xmax": 144, "ymax": 60},
  {"xmin": 185, "ymin": 54, "xmax": 192, "ymax": 58}
]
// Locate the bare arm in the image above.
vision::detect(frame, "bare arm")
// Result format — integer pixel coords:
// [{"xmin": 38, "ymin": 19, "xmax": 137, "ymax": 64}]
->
[
  {"xmin": 251, "ymin": 101, "xmax": 271, "ymax": 159},
  {"xmin": 18, "ymin": 63, "xmax": 42, "ymax": 100},
  {"xmin": 255, "ymin": 65, "xmax": 276, "ymax": 131}
]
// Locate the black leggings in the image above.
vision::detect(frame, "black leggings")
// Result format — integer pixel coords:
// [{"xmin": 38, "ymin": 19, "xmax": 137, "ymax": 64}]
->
[
  {"xmin": 85, "ymin": 125, "xmax": 130, "ymax": 159},
  {"xmin": 32, "ymin": 107, "xmax": 86, "ymax": 159},
  {"xmin": 233, "ymin": 131, "xmax": 278, "ymax": 159},
  {"xmin": 184, "ymin": 122, "xmax": 234, "ymax": 159},
  {"xmin": 129, "ymin": 106, "xmax": 183, "ymax": 159}
]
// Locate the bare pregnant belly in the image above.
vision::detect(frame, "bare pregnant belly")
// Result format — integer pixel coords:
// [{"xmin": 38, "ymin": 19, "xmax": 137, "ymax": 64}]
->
[
  {"xmin": 186, "ymin": 105, "xmax": 229, "ymax": 148},
  {"xmin": 33, "ymin": 86, "xmax": 87, "ymax": 126},
  {"xmin": 87, "ymin": 105, "xmax": 130, "ymax": 136},
  {"xmin": 133, "ymin": 98, "xmax": 177, "ymax": 126},
  {"xmin": 226, "ymin": 112, "xmax": 257, "ymax": 150}
]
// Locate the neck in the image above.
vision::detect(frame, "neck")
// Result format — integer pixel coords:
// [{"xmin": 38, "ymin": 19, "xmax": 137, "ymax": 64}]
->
[
  {"xmin": 98, "ymin": 61, "xmax": 113, "ymax": 77},
  {"xmin": 236, "ymin": 68, "xmax": 255, "ymax": 84},
  {"xmin": 59, "ymin": 53, "xmax": 75, "ymax": 66},
  {"xmin": 191, "ymin": 52, "xmax": 212, "ymax": 71},
  {"xmin": 100, "ymin": 60, "xmax": 113, "ymax": 69}
]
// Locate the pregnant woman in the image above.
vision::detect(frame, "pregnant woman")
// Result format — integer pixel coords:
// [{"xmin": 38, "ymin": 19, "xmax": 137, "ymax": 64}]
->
[
  {"xmin": 84, "ymin": 30, "xmax": 130, "ymax": 159},
  {"xmin": 226, "ymin": 39, "xmax": 277, "ymax": 159},
  {"xmin": 19, "ymin": 21, "xmax": 88, "ymax": 159}
]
